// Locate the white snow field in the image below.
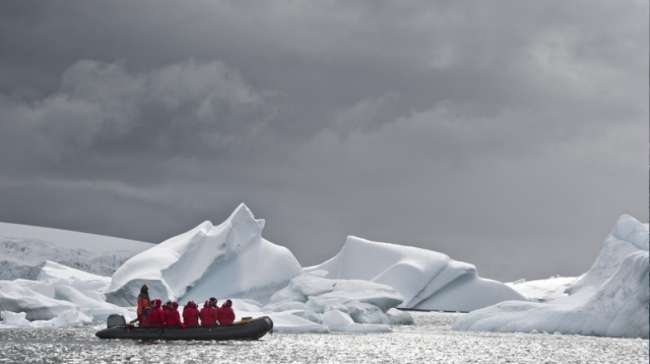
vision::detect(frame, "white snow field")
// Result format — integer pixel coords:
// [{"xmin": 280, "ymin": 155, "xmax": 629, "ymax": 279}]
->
[
  {"xmin": 306, "ymin": 236, "xmax": 524, "ymax": 311},
  {"xmin": 454, "ymin": 214, "xmax": 649, "ymax": 338},
  {"xmin": 0, "ymin": 222, "xmax": 151, "ymax": 278},
  {"xmin": 106, "ymin": 204, "xmax": 302, "ymax": 306}
]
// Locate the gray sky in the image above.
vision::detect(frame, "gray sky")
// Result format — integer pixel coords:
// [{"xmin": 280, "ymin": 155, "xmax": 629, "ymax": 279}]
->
[{"xmin": 0, "ymin": 0, "xmax": 647, "ymax": 281}]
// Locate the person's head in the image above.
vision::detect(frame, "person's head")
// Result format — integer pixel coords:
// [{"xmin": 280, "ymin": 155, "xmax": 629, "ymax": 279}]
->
[
  {"xmin": 172, "ymin": 302, "xmax": 179, "ymax": 309},
  {"xmin": 155, "ymin": 299, "xmax": 161, "ymax": 307},
  {"xmin": 209, "ymin": 297, "xmax": 217, "ymax": 307},
  {"xmin": 224, "ymin": 299, "xmax": 232, "ymax": 308},
  {"xmin": 204, "ymin": 300, "xmax": 209, "ymax": 308},
  {"xmin": 139, "ymin": 284, "xmax": 149, "ymax": 298}
]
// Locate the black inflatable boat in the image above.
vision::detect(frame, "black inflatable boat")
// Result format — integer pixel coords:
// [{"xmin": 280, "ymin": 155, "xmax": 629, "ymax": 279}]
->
[{"xmin": 96, "ymin": 314, "xmax": 273, "ymax": 341}]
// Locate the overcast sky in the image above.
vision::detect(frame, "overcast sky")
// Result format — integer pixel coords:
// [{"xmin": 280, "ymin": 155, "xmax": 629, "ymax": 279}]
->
[{"xmin": 0, "ymin": 1, "xmax": 647, "ymax": 281}]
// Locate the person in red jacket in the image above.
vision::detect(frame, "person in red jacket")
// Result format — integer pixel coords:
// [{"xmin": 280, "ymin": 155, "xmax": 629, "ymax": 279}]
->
[
  {"xmin": 140, "ymin": 306, "xmax": 152, "ymax": 327},
  {"xmin": 164, "ymin": 301, "xmax": 181, "ymax": 328},
  {"xmin": 208, "ymin": 297, "xmax": 220, "ymax": 325},
  {"xmin": 218, "ymin": 299, "xmax": 235, "ymax": 326},
  {"xmin": 148, "ymin": 299, "xmax": 164, "ymax": 328},
  {"xmin": 199, "ymin": 300, "xmax": 215, "ymax": 327},
  {"xmin": 135, "ymin": 285, "xmax": 150, "ymax": 326},
  {"xmin": 183, "ymin": 301, "xmax": 200, "ymax": 328}
]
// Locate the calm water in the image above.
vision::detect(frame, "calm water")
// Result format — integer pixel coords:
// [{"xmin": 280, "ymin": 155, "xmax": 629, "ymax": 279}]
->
[{"xmin": 0, "ymin": 313, "xmax": 646, "ymax": 364}]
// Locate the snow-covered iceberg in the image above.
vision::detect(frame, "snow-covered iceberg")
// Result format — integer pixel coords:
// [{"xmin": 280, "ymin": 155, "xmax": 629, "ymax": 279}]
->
[
  {"xmin": 453, "ymin": 214, "xmax": 649, "ymax": 338},
  {"xmin": 306, "ymin": 236, "xmax": 523, "ymax": 312},
  {"xmin": 106, "ymin": 204, "xmax": 302, "ymax": 305}
]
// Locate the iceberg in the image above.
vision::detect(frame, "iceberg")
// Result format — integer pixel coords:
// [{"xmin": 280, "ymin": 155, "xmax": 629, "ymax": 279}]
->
[
  {"xmin": 321, "ymin": 309, "xmax": 391, "ymax": 333},
  {"xmin": 0, "ymin": 280, "xmax": 76, "ymax": 320},
  {"xmin": 106, "ymin": 204, "xmax": 302, "ymax": 305},
  {"xmin": 259, "ymin": 272, "xmax": 410, "ymax": 333},
  {"xmin": 38, "ymin": 260, "xmax": 112, "ymax": 301},
  {"xmin": 306, "ymin": 236, "xmax": 523, "ymax": 311},
  {"xmin": 506, "ymin": 276, "xmax": 577, "ymax": 302},
  {"xmin": 0, "ymin": 262, "xmax": 130, "ymax": 322},
  {"xmin": 453, "ymin": 215, "xmax": 649, "ymax": 338},
  {"xmin": 0, "ymin": 309, "xmax": 92, "ymax": 328}
]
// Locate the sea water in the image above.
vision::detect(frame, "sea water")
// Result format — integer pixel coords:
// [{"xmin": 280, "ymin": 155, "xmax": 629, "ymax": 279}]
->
[{"xmin": 0, "ymin": 313, "xmax": 646, "ymax": 364}]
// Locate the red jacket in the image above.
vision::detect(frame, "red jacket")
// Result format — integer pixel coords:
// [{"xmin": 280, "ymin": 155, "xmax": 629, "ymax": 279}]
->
[
  {"xmin": 210, "ymin": 306, "xmax": 220, "ymax": 325},
  {"xmin": 218, "ymin": 306, "xmax": 235, "ymax": 326},
  {"xmin": 183, "ymin": 305, "xmax": 200, "ymax": 328},
  {"xmin": 148, "ymin": 306, "xmax": 165, "ymax": 328},
  {"xmin": 136, "ymin": 296, "xmax": 150, "ymax": 323},
  {"xmin": 199, "ymin": 306, "xmax": 215, "ymax": 327},
  {"xmin": 164, "ymin": 307, "xmax": 181, "ymax": 327}
]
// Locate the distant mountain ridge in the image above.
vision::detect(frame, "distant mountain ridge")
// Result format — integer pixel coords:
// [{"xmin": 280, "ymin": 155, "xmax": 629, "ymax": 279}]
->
[{"xmin": 0, "ymin": 222, "xmax": 152, "ymax": 278}]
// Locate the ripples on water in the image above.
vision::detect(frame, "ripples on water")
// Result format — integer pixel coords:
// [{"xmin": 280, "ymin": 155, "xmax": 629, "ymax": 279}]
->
[{"xmin": 0, "ymin": 313, "xmax": 647, "ymax": 364}]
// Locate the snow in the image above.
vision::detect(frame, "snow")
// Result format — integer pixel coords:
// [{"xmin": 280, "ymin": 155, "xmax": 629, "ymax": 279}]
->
[
  {"xmin": 0, "ymin": 222, "xmax": 151, "ymax": 278},
  {"xmin": 453, "ymin": 214, "xmax": 649, "ymax": 338},
  {"xmin": 106, "ymin": 204, "xmax": 302, "ymax": 305},
  {"xmin": 307, "ymin": 235, "xmax": 524, "ymax": 312}
]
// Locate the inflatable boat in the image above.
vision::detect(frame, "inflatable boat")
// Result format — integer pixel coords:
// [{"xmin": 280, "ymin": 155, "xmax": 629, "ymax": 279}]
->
[{"xmin": 96, "ymin": 314, "xmax": 273, "ymax": 341}]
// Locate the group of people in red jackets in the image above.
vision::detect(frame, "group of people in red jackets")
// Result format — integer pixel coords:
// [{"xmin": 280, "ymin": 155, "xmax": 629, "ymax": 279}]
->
[{"xmin": 135, "ymin": 285, "xmax": 235, "ymax": 328}]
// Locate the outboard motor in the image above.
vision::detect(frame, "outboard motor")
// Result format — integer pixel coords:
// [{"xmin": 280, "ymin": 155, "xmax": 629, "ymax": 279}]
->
[{"xmin": 106, "ymin": 314, "xmax": 127, "ymax": 328}]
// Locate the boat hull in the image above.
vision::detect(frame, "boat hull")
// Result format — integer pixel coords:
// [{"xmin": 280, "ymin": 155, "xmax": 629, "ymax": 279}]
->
[{"xmin": 95, "ymin": 316, "xmax": 273, "ymax": 341}]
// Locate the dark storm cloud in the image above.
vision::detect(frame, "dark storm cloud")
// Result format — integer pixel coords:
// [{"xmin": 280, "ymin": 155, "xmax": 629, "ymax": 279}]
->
[{"xmin": 0, "ymin": 0, "xmax": 646, "ymax": 280}]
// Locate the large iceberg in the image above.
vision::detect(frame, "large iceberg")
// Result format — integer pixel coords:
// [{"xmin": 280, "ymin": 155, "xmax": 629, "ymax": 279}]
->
[
  {"xmin": 106, "ymin": 204, "xmax": 302, "ymax": 305},
  {"xmin": 453, "ymin": 214, "xmax": 649, "ymax": 338},
  {"xmin": 306, "ymin": 236, "xmax": 524, "ymax": 311}
]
